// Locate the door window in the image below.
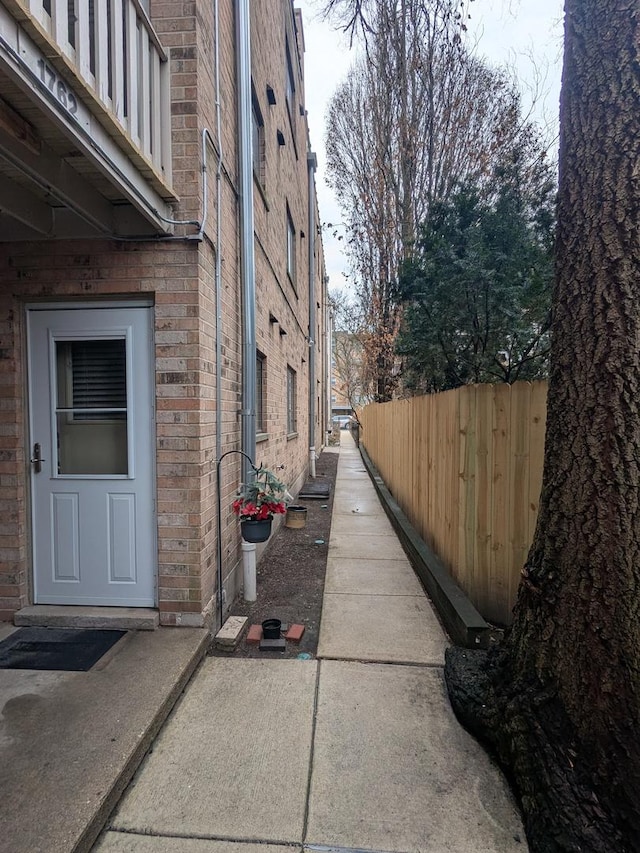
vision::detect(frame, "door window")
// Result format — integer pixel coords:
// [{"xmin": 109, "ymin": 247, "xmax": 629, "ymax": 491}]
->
[{"xmin": 55, "ymin": 338, "xmax": 129, "ymax": 475}]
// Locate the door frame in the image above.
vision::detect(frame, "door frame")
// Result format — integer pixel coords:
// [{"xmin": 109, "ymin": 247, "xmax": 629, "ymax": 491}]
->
[{"xmin": 25, "ymin": 299, "xmax": 158, "ymax": 607}]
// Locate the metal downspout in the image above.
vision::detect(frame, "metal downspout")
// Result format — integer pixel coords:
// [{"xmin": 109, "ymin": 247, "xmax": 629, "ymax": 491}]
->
[
  {"xmin": 236, "ymin": 0, "xmax": 256, "ymax": 485},
  {"xmin": 326, "ymin": 291, "xmax": 333, "ymax": 443},
  {"xmin": 236, "ymin": 0, "xmax": 258, "ymax": 602},
  {"xmin": 307, "ymin": 152, "xmax": 317, "ymax": 477},
  {"xmin": 213, "ymin": 3, "xmax": 223, "ymax": 480},
  {"xmin": 212, "ymin": 0, "xmax": 225, "ymax": 629}
]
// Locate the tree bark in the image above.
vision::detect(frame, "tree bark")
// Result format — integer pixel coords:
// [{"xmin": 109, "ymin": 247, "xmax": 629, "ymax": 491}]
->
[{"xmin": 446, "ymin": 2, "xmax": 640, "ymax": 850}]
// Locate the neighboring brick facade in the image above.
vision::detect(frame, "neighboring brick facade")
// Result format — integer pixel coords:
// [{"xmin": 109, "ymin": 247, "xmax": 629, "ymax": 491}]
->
[{"xmin": 0, "ymin": 0, "xmax": 327, "ymax": 628}]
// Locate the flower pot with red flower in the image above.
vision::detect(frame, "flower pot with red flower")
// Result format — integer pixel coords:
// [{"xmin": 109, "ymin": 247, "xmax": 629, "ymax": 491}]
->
[{"xmin": 233, "ymin": 464, "xmax": 288, "ymax": 543}]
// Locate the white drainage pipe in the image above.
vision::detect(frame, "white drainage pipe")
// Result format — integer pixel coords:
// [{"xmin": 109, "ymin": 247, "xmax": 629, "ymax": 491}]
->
[{"xmin": 242, "ymin": 541, "xmax": 257, "ymax": 602}]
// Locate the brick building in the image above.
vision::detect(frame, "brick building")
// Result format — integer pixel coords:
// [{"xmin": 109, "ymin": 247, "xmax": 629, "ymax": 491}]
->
[{"xmin": 0, "ymin": 0, "xmax": 328, "ymax": 629}]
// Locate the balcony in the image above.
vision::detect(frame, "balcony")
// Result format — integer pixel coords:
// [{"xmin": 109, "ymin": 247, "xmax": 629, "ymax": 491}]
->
[{"xmin": 0, "ymin": 0, "xmax": 177, "ymax": 240}]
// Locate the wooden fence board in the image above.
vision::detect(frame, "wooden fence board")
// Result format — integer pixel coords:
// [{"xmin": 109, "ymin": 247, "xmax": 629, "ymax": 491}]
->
[
  {"xmin": 459, "ymin": 386, "xmax": 477, "ymax": 599},
  {"xmin": 432, "ymin": 393, "xmax": 443, "ymax": 559},
  {"xmin": 443, "ymin": 389, "xmax": 458, "ymax": 571},
  {"xmin": 528, "ymin": 381, "xmax": 547, "ymax": 546},
  {"xmin": 509, "ymin": 382, "xmax": 531, "ymax": 611},
  {"xmin": 414, "ymin": 396, "xmax": 425, "ymax": 542},
  {"xmin": 474, "ymin": 385, "xmax": 493, "ymax": 616},
  {"xmin": 489, "ymin": 384, "xmax": 511, "ymax": 624}
]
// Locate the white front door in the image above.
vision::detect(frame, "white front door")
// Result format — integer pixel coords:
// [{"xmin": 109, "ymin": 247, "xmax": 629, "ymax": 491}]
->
[{"xmin": 28, "ymin": 307, "xmax": 156, "ymax": 606}]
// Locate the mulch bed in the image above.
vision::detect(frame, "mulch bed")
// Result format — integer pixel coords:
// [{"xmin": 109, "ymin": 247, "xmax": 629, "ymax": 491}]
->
[{"xmin": 210, "ymin": 448, "xmax": 338, "ymax": 659}]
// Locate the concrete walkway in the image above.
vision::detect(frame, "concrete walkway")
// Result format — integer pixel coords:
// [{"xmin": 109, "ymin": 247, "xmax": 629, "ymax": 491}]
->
[
  {"xmin": 0, "ymin": 624, "xmax": 209, "ymax": 853},
  {"xmin": 95, "ymin": 433, "xmax": 527, "ymax": 853}
]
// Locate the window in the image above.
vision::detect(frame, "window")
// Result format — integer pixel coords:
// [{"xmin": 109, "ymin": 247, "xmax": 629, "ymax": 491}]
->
[
  {"xmin": 256, "ymin": 352, "xmax": 266, "ymax": 434},
  {"xmin": 287, "ymin": 366, "xmax": 297, "ymax": 434},
  {"xmin": 252, "ymin": 91, "xmax": 265, "ymax": 187},
  {"xmin": 285, "ymin": 41, "xmax": 295, "ymax": 118},
  {"xmin": 58, "ymin": 339, "xmax": 127, "ymax": 421},
  {"xmin": 55, "ymin": 338, "xmax": 128, "ymax": 475},
  {"xmin": 286, "ymin": 204, "xmax": 296, "ymax": 285},
  {"xmin": 285, "ymin": 39, "xmax": 298, "ymax": 155}
]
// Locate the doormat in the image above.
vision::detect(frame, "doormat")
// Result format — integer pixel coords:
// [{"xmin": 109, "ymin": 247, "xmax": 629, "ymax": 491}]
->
[{"xmin": 0, "ymin": 627, "xmax": 126, "ymax": 671}]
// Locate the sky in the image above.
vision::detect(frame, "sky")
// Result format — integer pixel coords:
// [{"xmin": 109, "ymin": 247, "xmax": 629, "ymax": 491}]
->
[{"xmin": 296, "ymin": 0, "xmax": 565, "ymax": 288}]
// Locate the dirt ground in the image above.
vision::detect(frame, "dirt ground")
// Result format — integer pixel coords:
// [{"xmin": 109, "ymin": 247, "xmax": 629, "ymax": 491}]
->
[{"xmin": 211, "ymin": 447, "xmax": 339, "ymax": 659}]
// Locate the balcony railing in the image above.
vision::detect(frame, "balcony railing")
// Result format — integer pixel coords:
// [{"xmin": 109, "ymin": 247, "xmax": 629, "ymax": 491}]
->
[{"xmin": 9, "ymin": 0, "xmax": 171, "ymax": 187}]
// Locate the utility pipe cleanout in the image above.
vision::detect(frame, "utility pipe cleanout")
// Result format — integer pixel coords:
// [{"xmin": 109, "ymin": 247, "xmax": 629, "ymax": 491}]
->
[
  {"xmin": 307, "ymin": 152, "xmax": 318, "ymax": 478},
  {"xmin": 236, "ymin": 0, "xmax": 258, "ymax": 601}
]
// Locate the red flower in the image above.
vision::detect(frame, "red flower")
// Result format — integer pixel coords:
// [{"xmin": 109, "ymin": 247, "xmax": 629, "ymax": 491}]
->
[
  {"xmin": 233, "ymin": 500, "xmax": 258, "ymax": 518},
  {"xmin": 232, "ymin": 465, "xmax": 288, "ymax": 520},
  {"xmin": 233, "ymin": 498, "xmax": 287, "ymax": 519}
]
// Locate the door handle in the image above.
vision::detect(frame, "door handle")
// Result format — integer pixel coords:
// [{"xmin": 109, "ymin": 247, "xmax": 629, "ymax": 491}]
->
[{"xmin": 30, "ymin": 443, "xmax": 45, "ymax": 474}]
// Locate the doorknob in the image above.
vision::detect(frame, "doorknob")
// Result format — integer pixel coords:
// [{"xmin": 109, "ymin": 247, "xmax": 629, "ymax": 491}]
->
[{"xmin": 30, "ymin": 443, "xmax": 45, "ymax": 474}]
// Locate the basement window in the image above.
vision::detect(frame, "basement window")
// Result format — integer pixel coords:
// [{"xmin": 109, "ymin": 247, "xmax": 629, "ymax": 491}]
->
[
  {"xmin": 256, "ymin": 351, "xmax": 266, "ymax": 435},
  {"xmin": 287, "ymin": 365, "xmax": 297, "ymax": 435},
  {"xmin": 286, "ymin": 203, "xmax": 296, "ymax": 288},
  {"xmin": 252, "ymin": 89, "xmax": 265, "ymax": 189}
]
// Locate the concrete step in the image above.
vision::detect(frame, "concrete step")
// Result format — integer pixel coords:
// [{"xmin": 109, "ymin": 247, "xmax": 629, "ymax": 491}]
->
[{"xmin": 14, "ymin": 605, "xmax": 159, "ymax": 631}]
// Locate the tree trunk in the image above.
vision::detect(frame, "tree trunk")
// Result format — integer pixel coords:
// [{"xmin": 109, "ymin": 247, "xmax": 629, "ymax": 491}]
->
[{"xmin": 446, "ymin": 2, "xmax": 640, "ymax": 849}]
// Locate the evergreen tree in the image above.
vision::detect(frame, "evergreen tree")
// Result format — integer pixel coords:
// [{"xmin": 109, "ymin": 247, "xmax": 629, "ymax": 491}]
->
[{"xmin": 397, "ymin": 140, "xmax": 555, "ymax": 391}]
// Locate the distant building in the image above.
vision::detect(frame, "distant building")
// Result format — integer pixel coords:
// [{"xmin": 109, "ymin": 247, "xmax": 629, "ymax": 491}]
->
[{"xmin": 332, "ymin": 330, "xmax": 367, "ymax": 420}]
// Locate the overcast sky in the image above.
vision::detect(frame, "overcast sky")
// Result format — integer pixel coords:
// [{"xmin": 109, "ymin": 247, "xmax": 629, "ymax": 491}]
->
[{"xmin": 296, "ymin": 0, "xmax": 565, "ymax": 288}]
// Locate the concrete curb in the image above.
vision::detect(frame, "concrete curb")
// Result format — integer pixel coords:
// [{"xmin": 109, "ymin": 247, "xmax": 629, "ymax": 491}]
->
[
  {"xmin": 74, "ymin": 631, "xmax": 211, "ymax": 853},
  {"xmin": 359, "ymin": 445, "xmax": 491, "ymax": 650}
]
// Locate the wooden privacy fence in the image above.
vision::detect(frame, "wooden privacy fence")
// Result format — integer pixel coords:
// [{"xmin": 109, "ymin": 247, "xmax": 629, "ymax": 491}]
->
[{"xmin": 359, "ymin": 381, "xmax": 548, "ymax": 625}]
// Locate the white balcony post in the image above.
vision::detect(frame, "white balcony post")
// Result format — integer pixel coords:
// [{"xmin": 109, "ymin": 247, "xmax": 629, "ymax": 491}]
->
[
  {"xmin": 125, "ymin": 2, "xmax": 139, "ymax": 143},
  {"xmin": 111, "ymin": 0, "xmax": 125, "ymax": 121},
  {"xmin": 23, "ymin": 0, "xmax": 48, "ymax": 28},
  {"xmin": 94, "ymin": 0, "xmax": 110, "ymax": 106},
  {"xmin": 139, "ymin": 30, "xmax": 150, "ymax": 156},
  {"xmin": 76, "ymin": 2, "xmax": 92, "ymax": 82},
  {"xmin": 151, "ymin": 50, "xmax": 161, "ymax": 170},
  {"xmin": 160, "ymin": 56, "xmax": 172, "ymax": 183},
  {"xmin": 51, "ymin": 0, "xmax": 69, "ymax": 57}
]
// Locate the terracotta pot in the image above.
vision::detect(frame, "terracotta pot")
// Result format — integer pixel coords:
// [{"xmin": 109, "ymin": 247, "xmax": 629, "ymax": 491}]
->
[{"xmin": 240, "ymin": 517, "xmax": 273, "ymax": 543}]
